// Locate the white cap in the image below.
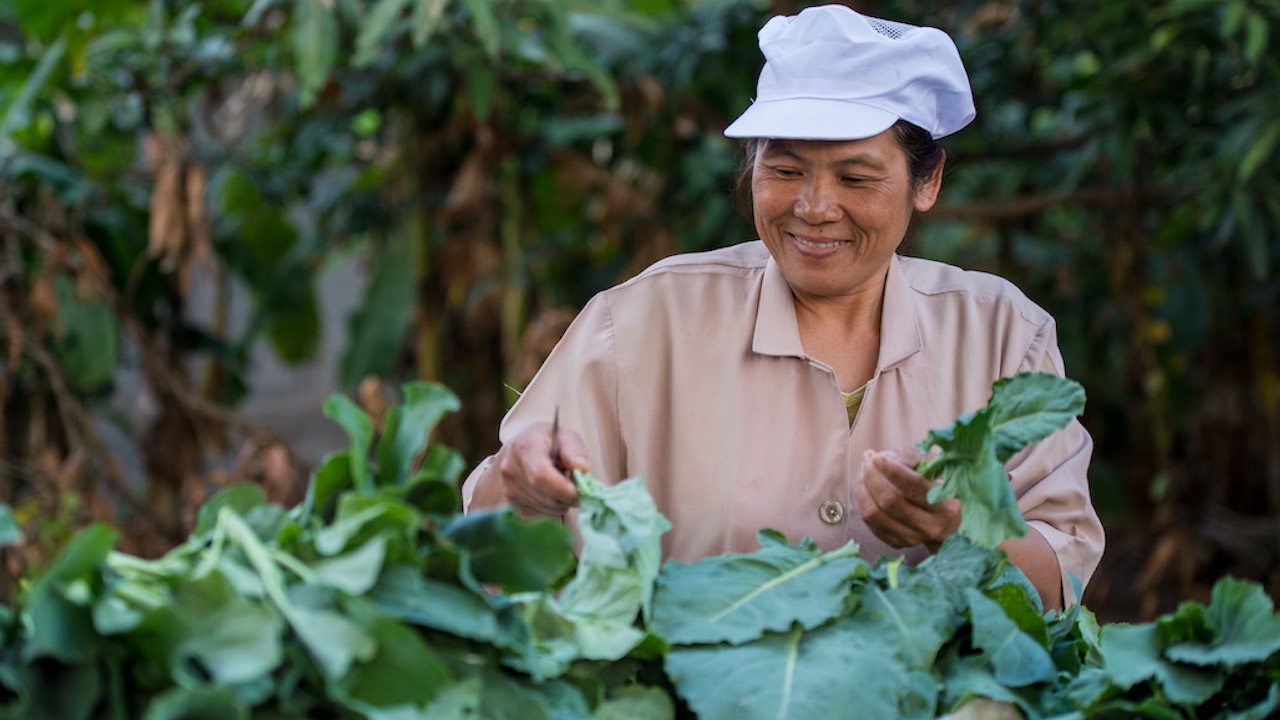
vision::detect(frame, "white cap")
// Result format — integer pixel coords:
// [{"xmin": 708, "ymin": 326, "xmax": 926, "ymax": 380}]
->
[{"xmin": 724, "ymin": 4, "xmax": 976, "ymax": 141}]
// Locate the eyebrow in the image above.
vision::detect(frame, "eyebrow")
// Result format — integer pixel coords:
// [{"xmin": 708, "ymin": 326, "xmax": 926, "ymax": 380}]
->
[{"xmin": 760, "ymin": 141, "xmax": 889, "ymax": 171}]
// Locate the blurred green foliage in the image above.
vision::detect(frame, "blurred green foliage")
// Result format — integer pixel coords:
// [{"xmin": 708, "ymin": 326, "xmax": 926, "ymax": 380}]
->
[{"xmin": 0, "ymin": 0, "xmax": 1277, "ymax": 614}]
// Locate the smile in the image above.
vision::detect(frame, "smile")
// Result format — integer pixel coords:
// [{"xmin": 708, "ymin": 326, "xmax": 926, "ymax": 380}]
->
[{"xmin": 791, "ymin": 235, "xmax": 848, "ymax": 250}]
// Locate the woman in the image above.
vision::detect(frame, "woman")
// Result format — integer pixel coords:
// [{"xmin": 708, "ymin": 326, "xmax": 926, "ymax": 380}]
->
[{"xmin": 463, "ymin": 4, "xmax": 1104, "ymax": 610}]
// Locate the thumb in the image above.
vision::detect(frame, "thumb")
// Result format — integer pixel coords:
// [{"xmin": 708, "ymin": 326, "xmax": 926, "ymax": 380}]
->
[{"xmin": 556, "ymin": 429, "xmax": 591, "ymax": 473}]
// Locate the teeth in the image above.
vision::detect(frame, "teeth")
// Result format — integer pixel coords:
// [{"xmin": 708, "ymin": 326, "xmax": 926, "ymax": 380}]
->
[{"xmin": 794, "ymin": 236, "xmax": 846, "ymax": 249}]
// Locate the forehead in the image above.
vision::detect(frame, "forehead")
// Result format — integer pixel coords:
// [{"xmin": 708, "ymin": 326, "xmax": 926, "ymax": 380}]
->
[{"xmin": 757, "ymin": 134, "xmax": 902, "ymax": 167}]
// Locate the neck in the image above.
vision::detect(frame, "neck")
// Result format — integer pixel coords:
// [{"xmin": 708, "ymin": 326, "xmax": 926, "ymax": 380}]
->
[
  {"xmin": 792, "ymin": 264, "xmax": 890, "ymax": 392},
  {"xmin": 792, "ymin": 262, "xmax": 889, "ymax": 336}
]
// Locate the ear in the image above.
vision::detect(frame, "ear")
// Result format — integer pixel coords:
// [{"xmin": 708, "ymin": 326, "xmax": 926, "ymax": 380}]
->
[{"xmin": 912, "ymin": 150, "xmax": 946, "ymax": 212}]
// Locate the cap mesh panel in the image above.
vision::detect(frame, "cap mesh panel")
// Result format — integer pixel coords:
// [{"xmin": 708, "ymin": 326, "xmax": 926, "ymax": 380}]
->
[{"xmin": 864, "ymin": 17, "xmax": 915, "ymax": 40}]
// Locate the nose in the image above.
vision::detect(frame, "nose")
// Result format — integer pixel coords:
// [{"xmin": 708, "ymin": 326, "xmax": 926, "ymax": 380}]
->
[{"xmin": 793, "ymin": 176, "xmax": 842, "ymax": 224}]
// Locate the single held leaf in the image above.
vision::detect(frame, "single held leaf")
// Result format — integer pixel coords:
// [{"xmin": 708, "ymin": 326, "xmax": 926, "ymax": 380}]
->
[
  {"xmin": 561, "ymin": 472, "xmax": 670, "ymax": 623},
  {"xmin": 506, "ymin": 592, "xmax": 646, "ymax": 673},
  {"xmin": 485, "ymin": 473, "xmax": 669, "ymax": 675},
  {"xmin": 920, "ymin": 372, "xmax": 1085, "ymax": 548},
  {"xmin": 651, "ymin": 533, "xmax": 864, "ymax": 645},
  {"xmin": 986, "ymin": 372, "xmax": 1087, "ymax": 462}
]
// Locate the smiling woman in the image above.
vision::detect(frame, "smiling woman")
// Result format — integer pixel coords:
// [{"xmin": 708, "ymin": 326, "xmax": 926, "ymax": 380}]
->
[
  {"xmin": 463, "ymin": 4, "xmax": 1104, "ymax": 612},
  {"xmin": 750, "ymin": 135, "xmax": 938, "ymax": 350}
]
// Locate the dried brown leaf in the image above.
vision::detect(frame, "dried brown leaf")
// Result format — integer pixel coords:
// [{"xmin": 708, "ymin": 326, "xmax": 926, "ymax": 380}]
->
[
  {"xmin": 515, "ymin": 308, "xmax": 576, "ymax": 385},
  {"xmin": 54, "ymin": 448, "xmax": 87, "ymax": 493},
  {"xmin": 185, "ymin": 163, "xmax": 212, "ymax": 266},
  {"xmin": 149, "ymin": 161, "xmax": 186, "ymax": 270},
  {"xmin": 442, "ymin": 150, "xmax": 491, "ymax": 220},
  {"xmin": 30, "ymin": 273, "xmax": 60, "ymax": 337},
  {"xmin": 259, "ymin": 443, "xmax": 298, "ymax": 505},
  {"xmin": 73, "ymin": 236, "xmax": 112, "ymax": 289},
  {"xmin": 358, "ymin": 376, "xmax": 391, "ymax": 431}
]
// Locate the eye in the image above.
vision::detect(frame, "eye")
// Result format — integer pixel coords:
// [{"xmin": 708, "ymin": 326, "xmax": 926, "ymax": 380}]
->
[{"xmin": 760, "ymin": 161, "xmax": 801, "ymax": 177}]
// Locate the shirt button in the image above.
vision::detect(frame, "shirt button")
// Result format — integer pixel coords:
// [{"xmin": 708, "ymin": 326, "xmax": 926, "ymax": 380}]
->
[{"xmin": 819, "ymin": 500, "xmax": 845, "ymax": 524}]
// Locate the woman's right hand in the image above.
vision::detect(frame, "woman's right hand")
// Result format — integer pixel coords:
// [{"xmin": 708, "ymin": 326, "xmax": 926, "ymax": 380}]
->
[{"xmin": 491, "ymin": 422, "xmax": 588, "ymax": 517}]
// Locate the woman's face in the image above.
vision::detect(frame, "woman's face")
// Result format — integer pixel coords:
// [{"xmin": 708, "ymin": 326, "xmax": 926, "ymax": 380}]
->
[{"xmin": 751, "ymin": 131, "xmax": 941, "ymax": 304}]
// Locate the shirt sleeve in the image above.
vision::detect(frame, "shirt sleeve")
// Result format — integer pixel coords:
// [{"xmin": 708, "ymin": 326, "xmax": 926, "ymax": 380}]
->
[
  {"xmin": 462, "ymin": 292, "xmax": 625, "ymax": 510},
  {"xmin": 1007, "ymin": 317, "xmax": 1106, "ymax": 606}
]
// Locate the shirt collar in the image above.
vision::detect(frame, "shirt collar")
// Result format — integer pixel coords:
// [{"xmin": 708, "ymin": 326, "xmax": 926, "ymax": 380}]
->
[
  {"xmin": 752, "ymin": 257, "xmax": 806, "ymax": 357},
  {"xmin": 752, "ymin": 254, "xmax": 923, "ymax": 371},
  {"xmin": 876, "ymin": 254, "xmax": 923, "ymax": 370}
]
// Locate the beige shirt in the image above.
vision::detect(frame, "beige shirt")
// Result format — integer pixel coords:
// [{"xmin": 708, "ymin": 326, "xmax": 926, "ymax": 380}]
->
[{"xmin": 463, "ymin": 241, "xmax": 1105, "ymax": 598}]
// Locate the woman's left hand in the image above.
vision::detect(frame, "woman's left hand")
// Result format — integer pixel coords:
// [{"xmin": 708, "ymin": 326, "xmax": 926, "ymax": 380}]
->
[{"xmin": 854, "ymin": 447, "xmax": 961, "ymax": 553}]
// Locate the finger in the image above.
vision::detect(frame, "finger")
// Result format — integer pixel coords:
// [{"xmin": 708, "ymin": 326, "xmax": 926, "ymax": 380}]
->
[
  {"xmin": 883, "ymin": 446, "xmax": 925, "ymax": 469},
  {"xmin": 506, "ymin": 463, "xmax": 577, "ymax": 515},
  {"xmin": 514, "ymin": 428, "xmax": 580, "ymax": 501},
  {"xmin": 509, "ymin": 484, "xmax": 573, "ymax": 517},
  {"xmin": 554, "ymin": 428, "xmax": 591, "ymax": 473},
  {"xmin": 868, "ymin": 450, "xmax": 935, "ymax": 507},
  {"xmin": 497, "ymin": 430, "xmax": 579, "ymax": 513},
  {"xmin": 861, "ymin": 465, "xmax": 938, "ymax": 531},
  {"xmin": 854, "ymin": 474, "xmax": 924, "ymax": 548},
  {"xmin": 527, "ymin": 459, "xmax": 580, "ymax": 506}
]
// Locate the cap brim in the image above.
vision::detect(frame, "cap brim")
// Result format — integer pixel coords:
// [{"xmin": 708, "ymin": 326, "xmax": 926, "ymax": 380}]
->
[{"xmin": 723, "ymin": 98, "xmax": 899, "ymax": 140}]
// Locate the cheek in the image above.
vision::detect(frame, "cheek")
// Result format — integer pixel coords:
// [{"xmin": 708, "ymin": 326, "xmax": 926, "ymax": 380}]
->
[
  {"xmin": 859, "ymin": 186, "xmax": 916, "ymax": 227},
  {"xmin": 751, "ymin": 178, "xmax": 800, "ymax": 216}
]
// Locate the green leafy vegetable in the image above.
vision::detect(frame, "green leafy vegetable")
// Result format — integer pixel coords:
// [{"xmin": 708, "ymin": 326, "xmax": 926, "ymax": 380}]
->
[
  {"xmin": 651, "ymin": 531, "xmax": 864, "ymax": 645},
  {"xmin": 2, "ymin": 375, "xmax": 1276, "ymax": 720},
  {"xmin": 918, "ymin": 372, "xmax": 1086, "ymax": 548},
  {"xmin": 1163, "ymin": 576, "xmax": 1280, "ymax": 666}
]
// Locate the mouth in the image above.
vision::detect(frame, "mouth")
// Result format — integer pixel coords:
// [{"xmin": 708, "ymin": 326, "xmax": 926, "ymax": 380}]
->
[{"xmin": 790, "ymin": 234, "xmax": 849, "ymax": 251}]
